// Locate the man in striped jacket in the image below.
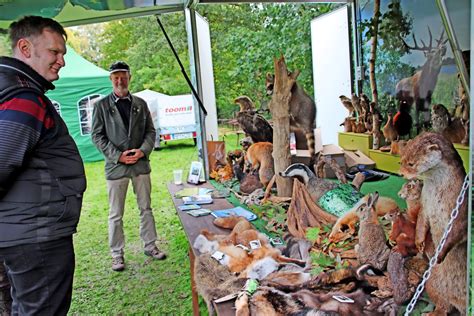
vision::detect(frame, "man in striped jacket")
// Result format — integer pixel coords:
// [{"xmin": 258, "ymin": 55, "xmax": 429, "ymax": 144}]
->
[{"xmin": 0, "ymin": 16, "xmax": 86, "ymax": 315}]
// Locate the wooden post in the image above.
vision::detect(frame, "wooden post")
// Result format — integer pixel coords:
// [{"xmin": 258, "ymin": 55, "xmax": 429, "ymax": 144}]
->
[{"xmin": 269, "ymin": 56, "xmax": 298, "ymax": 197}]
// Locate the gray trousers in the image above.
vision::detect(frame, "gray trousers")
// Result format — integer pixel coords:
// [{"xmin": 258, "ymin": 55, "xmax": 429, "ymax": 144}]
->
[{"xmin": 107, "ymin": 173, "xmax": 157, "ymax": 258}]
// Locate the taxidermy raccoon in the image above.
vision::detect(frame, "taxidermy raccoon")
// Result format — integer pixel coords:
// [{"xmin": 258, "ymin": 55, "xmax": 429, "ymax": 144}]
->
[
  {"xmin": 400, "ymin": 132, "xmax": 467, "ymax": 315},
  {"xmin": 266, "ymin": 73, "xmax": 316, "ymax": 158}
]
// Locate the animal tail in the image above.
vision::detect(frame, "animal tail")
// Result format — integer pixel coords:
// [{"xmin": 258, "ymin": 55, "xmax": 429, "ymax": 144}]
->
[{"xmin": 305, "ymin": 131, "xmax": 316, "ymax": 165}]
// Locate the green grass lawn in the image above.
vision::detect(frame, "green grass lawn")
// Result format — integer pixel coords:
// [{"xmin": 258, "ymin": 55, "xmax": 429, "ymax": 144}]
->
[{"xmin": 70, "ymin": 139, "xmax": 201, "ymax": 315}]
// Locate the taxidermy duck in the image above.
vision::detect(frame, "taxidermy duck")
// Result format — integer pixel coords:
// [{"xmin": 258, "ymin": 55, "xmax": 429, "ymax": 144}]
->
[
  {"xmin": 234, "ymin": 96, "xmax": 273, "ymax": 143},
  {"xmin": 382, "ymin": 113, "xmax": 398, "ymax": 144}
]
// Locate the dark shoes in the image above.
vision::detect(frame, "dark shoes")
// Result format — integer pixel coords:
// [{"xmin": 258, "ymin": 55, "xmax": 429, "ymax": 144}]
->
[
  {"xmin": 112, "ymin": 256, "xmax": 125, "ymax": 272},
  {"xmin": 112, "ymin": 248, "xmax": 165, "ymax": 271},
  {"xmin": 144, "ymin": 247, "xmax": 167, "ymax": 260}
]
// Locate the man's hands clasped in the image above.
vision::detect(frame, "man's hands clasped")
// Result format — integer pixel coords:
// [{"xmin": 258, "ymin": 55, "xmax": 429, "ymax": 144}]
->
[{"xmin": 119, "ymin": 149, "xmax": 145, "ymax": 165}]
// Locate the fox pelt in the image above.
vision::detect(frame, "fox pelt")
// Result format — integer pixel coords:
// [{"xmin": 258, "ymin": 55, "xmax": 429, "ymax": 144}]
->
[
  {"xmin": 329, "ymin": 193, "xmax": 399, "ymax": 243},
  {"xmin": 194, "ymin": 216, "xmax": 306, "ymax": 277},
  {"xmin": 194, "ymin": 254, "xmax": 247, "ymax": 316}
]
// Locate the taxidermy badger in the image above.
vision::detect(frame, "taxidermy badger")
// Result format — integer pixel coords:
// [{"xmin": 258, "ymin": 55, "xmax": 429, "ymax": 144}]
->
[
  {"xmin": 279, "ymin": 163, "xmax": 338, "ymax": 202},
  {"xmin": 266, "ymin": 73, "xmax": 316, "ymax": 158},
  {"xmin": 234, "ymin": 96, "xmax": 273, "ymax": 143}
]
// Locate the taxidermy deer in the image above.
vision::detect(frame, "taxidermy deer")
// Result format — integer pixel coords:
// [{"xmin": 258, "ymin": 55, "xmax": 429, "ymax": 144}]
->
[{"xmin": 395, "ymin": 28, "xmax": 448, "ymax": 131}]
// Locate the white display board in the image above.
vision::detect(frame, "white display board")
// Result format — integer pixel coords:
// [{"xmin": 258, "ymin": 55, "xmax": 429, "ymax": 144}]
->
[
  {"xmin": 195, "ymin": 12, "xmax": 219, "ymax": 141},
  {"xmin": 311, "ymin": 5, "xmax": 352, "ymax": 145}
]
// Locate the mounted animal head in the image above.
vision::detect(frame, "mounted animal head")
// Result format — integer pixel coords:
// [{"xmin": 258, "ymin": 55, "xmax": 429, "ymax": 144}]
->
[
  {"xmin": 279, "ymin": 163, "xmax": 315, "ymax": 186},
  {"xmin": 234, "ymin": 95, "xmax": 255, "ymax": 112}
]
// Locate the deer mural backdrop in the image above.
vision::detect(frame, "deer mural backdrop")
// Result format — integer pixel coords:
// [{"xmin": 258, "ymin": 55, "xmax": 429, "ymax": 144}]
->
[{"xmin": 395, "ymin": 28, "xmax": 448, "ymax": 131}]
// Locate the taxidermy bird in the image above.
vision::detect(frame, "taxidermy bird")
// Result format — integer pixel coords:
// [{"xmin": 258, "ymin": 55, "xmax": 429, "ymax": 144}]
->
[
  {"xmin": 339, "ymin": 95, "xmax": 354, "ymax": 117},
  {"xmin": 351, "ymin": 93, "xmax": 363, "ymax": 117},
  {"xmin": 431, "ymin": 103, "xmax": 465, "ymax": 144},
  {"xmin": 360, "ymin": 93, "xmax": 371, "ymax": 116},
  {"xmin": 393, "ymin": 100, "xmax": 413, "ymax": 138},
  {"xmin": 234, "ymin": 96, "xmax": 273, "ymax": 143},
  {"xmin": 383, "ymin": 113, "xmax": 398, "ymax": 144}
]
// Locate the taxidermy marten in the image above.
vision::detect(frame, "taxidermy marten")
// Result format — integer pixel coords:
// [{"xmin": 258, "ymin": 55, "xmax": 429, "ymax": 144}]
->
[
  {"xmin": 266, "ymin": 73, "xmax": 316, "ymax": 158},
  {"xmin": 329, "ymin": 193, "xmax": 399, "ymax": 243},
  {"xmin": 234, "ymin": 96, "xmax": 273, "ymax": 143},
  {"xmin": 245, "ymin": 142, "xmax": 274, "ymax": 188},
  {"xmin": 355, "ymin": 192, "xmax": 391, "ymax": 270},
  {"xmin": 400, "ymin": 132, "xmax": 467, "ymax": 315}
]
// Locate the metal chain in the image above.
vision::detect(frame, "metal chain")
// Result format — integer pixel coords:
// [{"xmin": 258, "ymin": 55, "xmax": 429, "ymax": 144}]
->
[{"xmin": 404, "ymin": 174, "xmax": 470, "ymax": 315}]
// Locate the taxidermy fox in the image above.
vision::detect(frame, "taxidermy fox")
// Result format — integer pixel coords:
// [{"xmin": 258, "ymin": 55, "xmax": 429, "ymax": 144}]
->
[
  {"xmin": 195, "ymin": 216, "xmax": 306, "ymax": 277},
  {"xmin": 245, "ymin": 142, "xmax": 274, "ymax": 188},
  {"xmin": 400, "ymin": 132, "xmax": 467, "ymax": 315},
  {"xmin": 266, "ymin": 73, "xmax": 316, "ymax": 158},
  {"xmin": 329, "ymin": 193, "xmax": 399, "ymax": 242}
]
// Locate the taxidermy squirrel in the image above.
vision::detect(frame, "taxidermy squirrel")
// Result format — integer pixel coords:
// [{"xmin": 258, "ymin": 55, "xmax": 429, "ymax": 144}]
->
[
  {"xmin": 245, "ymin": 142, "xmax": 274, "ymax": 188},
  {"xmin": 355, "ymin": 192, "xmax": 391, "ymax": 270},
  {"xmin": 385, "ymin": 209, "xmax": 417, "ymax": 257},
  {"xmin": 400, "ymin": 132, "xmax": 467, "ymax": 315},
  {"xmin": 398, "ymin": 179, "xmax": 423, "ymax": 223},
  {"xmin": 266, "ymin": 73, "xmax": 316, "ymax": 158},
  {"xmin": 329, "ymin": 193, "xmax": 399, "ymax": 242}
]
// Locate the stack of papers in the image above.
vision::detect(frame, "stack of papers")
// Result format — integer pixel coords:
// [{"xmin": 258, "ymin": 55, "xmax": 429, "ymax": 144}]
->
[{"xmin": 182, "ymin": 194, "xmax": 213, "ymax": 205}]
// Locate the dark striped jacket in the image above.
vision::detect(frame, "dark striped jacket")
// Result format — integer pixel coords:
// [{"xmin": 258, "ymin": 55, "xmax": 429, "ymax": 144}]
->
[{"xmin": 0, "ymin": 57, "xmax": 86, "ymax": 247}]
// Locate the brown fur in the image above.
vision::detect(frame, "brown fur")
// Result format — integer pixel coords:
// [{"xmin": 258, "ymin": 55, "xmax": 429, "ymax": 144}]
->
[
  {"xmin": 431, "ymin": 103, "xmax": 465, "ymax": 144},
  {"xmin": 194, "ymin": 254, "xmax": 246, "ymax": 316},
  {"xmin": 234, "ymin": 96, "xmax": 273, "ymax": 143},
  {"xmin": 201, "ymin": 217, "xmax": 306, "ymax": 275},
  {"xmin": 245, "ymin": 142, "xmax": 274, "ymax": 187},
  {"xmin": 383, "ymin": 113, "xmax": 398, "ymax": 144},
  {"xmin": 266, "ymin": 73, "xmax": 316, "ymax": 158},
  {"xmin": 400, "ymin": 132, "xmax": 467, "ymax": 315},
  {"xmin": 356, "ymin": 193, "xmax": 390, "ymax": 270},
  {"xmin": 340, "ymin": 117, "xmax": 353, "ymax": 132},
  {"xmin": 387, "ymin": 250, "xmax": 411, "ymax": 305},
  {"xmin": 386, "ymin": 210, "xmax": 417, "ymax": 257},
  {"xmin": 398, "ymin": 179, "xmax": 423, "ymax": 223},
  {"xmin": 389, "ymin": 139, "xmax": 408, "ymax": 155},
  {"xmin": 329, "ymin": 194, "xmax": 399, "ymax": 242}
]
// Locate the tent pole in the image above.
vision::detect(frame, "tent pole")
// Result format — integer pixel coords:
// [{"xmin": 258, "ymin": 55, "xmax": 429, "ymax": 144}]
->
[{"xmin": 154, "ymin": 15, "xmax": 208, "ymax": 116}]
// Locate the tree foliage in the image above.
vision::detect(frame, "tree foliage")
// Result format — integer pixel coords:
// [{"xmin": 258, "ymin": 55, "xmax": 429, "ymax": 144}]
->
[{"xmin": 71, "ymin": 4, "xmax": 335, "ymax": 119}]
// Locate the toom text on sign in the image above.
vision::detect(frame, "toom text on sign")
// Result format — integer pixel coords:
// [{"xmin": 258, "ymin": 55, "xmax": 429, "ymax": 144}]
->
[{"xmin": 165, "ymin": 106, "xmax": 193, "ymax": 113}]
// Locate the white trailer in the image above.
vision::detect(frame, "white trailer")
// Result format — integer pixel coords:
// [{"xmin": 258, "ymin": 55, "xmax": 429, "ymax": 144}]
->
[{"xmin": 134, "ymin": 89, "xmax": 197, "ymax": 148}]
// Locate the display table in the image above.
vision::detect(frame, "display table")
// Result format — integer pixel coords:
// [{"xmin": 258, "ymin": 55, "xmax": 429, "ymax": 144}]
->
[{"xmin": 167, "ymin": 182, "xmax": 237, "ymax": 316}]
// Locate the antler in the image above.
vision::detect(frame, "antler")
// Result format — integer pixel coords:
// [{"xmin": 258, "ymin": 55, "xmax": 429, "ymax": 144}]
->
[{"xmin": 402, "ymin": 27, "xmax": 447, "ymax": 52}]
